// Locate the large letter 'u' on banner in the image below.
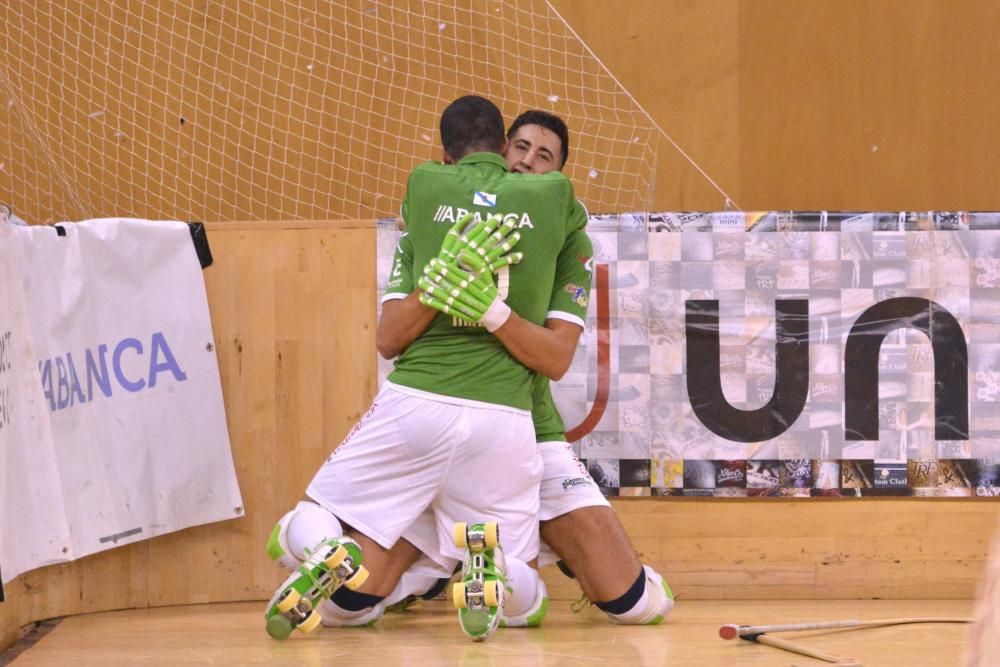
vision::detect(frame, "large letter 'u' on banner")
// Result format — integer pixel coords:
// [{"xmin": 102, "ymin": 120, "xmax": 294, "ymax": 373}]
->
[{"xmin": 685, "ymin": 299, "xmax": 811, "ymax": 443}]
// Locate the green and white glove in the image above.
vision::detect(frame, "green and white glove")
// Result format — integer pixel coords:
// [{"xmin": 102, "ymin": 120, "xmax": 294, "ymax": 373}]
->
[
  {"xmin": 438, "ymin": 212, "xmax": 523, "ymax": 273},
  {"xmin": 418, "ymin": 255, "xmax": 512, "ymax": 332}
]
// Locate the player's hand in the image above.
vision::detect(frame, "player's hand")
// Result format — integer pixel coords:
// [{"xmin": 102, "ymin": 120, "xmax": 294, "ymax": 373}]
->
[
  {"xmin": 437, "ymin": 212, "xmax": 523, "ymax": 274},
  {"xmin": 417, "ymin": 257, "xmax": 512, "ymax": 332}
]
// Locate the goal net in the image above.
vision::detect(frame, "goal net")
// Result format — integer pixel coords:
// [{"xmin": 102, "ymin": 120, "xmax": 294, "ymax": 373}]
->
[{"xmin": 0, "ymin": 0, "xmax": 659, "ymax": 225}]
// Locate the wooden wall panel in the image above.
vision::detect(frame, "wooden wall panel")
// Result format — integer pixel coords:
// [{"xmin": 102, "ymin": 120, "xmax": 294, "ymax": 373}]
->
[
  {"xmin": 551, "ymin": 0, "xmax": 1000, "ymax": 210},
  {"xmin": 736, "ymin": 0, "xmax": 1000, "ymax": 210},
  {"xmin": 3, "ymin": 222, "xmax": 999, "ymax": 655},
  {"xmin": 549, "ymin": 0, "xmax": 741, "ymax": 211}
]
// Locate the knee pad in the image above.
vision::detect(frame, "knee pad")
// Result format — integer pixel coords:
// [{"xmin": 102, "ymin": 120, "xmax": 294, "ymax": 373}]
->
[
  {"xmin": 266, "ymin": 500, "xmax": 344, "ymax": 570},
  {"xmin": 501, "ymin": 571, "xmax": 549, "ymax": 628}
]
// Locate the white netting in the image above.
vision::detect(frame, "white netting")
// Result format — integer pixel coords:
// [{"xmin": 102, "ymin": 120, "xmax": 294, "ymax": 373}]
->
[{"xmin": 0, "ymin": 0, "xmax": 661, "ymax": 225}]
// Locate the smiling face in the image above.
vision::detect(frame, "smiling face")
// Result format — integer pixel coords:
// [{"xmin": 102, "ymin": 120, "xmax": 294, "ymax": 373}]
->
[{"xmin": 505, "ymin": 123, "xmax": 565, "ymax": 175}]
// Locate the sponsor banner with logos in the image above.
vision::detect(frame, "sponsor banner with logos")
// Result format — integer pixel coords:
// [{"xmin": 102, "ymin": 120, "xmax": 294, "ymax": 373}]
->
[
  {"xmin": 1, "ymin": 219, "xmax": 241, "ymax": 583},
  {"xmin": 378, "ymin": 211, "xmax": 1000, "ymax": 498}
]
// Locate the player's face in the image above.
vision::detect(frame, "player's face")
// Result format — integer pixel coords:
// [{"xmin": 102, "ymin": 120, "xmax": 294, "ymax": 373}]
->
[{"xmin": 505, "ymin": 124, "xmax": 563, "ymax": 175}]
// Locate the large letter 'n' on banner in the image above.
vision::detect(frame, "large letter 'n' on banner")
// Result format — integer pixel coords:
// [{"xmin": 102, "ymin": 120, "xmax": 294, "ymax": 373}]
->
[
  {"xmin": 844, "ymin": 297, "xmax": 968, "ymax": 441},
  {"xmin": 685, "ymin": 299, "xmax": 810, "ymax": 443}
]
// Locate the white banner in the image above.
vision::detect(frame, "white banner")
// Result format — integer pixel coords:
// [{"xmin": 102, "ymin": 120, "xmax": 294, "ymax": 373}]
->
[
  {"xmin": 0, "ymin": 223, "xmax": 73, "ymax": 589},
  {"xmin": 1, "ymin": 219, "xmax": 241, "ymax": 583},
  {"xmin": 377, "ymin": 212, "xmax": 1000, "ymax": 498}
]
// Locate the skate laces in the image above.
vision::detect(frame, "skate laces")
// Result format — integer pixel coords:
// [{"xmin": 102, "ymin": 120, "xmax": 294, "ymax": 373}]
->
[
  {"xmin": 570, "ymin": 592, "xmax": 592, "ymax": 613},
  {"xmin": 468, "ymin": 553, "xmax": 504, "ymax": 583}
]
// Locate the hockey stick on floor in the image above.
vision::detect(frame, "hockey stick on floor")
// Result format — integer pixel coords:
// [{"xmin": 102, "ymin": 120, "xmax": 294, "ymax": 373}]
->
[
  {"xmin": 719, "ymin": 616, "xmax": 970, "ymax": 640},
  {"xmin": 748, "ymin": 632, "xmax": 861, "ymax": 665}
]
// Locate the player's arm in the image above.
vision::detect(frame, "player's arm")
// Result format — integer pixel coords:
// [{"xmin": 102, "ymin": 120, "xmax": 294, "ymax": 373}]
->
[
  {"xmin": 491, "ymin": 316, "xmax": 581, "ymax": 380},
  {"xmin": 492, "ymin": 229, "xmax": 592, "ymax": 380},
  {"xmin": 376, "ymin": 233, "xmax": 436, "ymax": 359},
  {"xmin": 377, "ymin": 293, "xmax": 437, "ymax": 360}
]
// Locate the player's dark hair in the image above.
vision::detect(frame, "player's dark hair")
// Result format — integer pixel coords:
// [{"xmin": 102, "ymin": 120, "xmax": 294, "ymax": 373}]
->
[
  {"xmin": 440, "ymin": 95, "xmax": 506, "ymax": 161},
  {"xmin": 507, "ymin": 110, "xmax": 570, "ymax": 169}
]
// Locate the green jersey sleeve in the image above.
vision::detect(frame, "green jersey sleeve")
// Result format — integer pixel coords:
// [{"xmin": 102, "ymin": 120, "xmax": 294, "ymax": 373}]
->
[
  {"xmin": 383, "ymin": 232, "xmax": 414, "ymax": 300},
  {"xmin": 545, "ymin": 229, "xmax": 594, "ymax": 326}
]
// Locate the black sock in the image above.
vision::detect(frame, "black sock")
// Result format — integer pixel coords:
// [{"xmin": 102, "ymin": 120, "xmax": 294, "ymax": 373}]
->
[
  {"xmin": 594, "ymin": 568, "xmax": 645, "ymax": 615},
  {"xmin": 330, "ymin": 587, "xmax": 384, "ymax": 612}
]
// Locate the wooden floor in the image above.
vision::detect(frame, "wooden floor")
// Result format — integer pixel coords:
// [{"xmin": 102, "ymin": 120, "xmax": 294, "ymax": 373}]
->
[{"xmin": 2, "ymin": 598, "xmax": 974, "ymax": 666}]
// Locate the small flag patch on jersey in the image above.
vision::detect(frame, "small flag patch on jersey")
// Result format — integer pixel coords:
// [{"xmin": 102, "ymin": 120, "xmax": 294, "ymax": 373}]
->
[
  {"xmin": 473, "ymin": 191, "xmax": 497, "ymax": 207},
  {"xmin": 565, "ymin": 283, "xmax": 589, "ymax": 307}
]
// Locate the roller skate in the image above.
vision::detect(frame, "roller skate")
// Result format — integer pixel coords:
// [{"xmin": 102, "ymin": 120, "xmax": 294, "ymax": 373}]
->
[
  {"xmin": 264, "ymin": 537, "xmax": 368, "ymax": 640},
  {"xmin": 452, "ymin": 521, "xmax": 506, "ymax": 641}
]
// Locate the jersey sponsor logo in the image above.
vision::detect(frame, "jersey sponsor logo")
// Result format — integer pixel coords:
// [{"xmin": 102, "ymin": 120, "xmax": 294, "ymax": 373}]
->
[
  {"xmin": 432, "ymin": 205, "xmax": 534, "ymax": 229},
  {"xmin": 579, "ymin": 255, "xmax": 594, "ymax": 273},
  {"xmin": 561, "ymin": 476, "xmax": 594, "ymax": 492},
  {"xmin": 473, "ymin": 191, "xmax": 497, "ymax": 207},
  {"xmin": 564, "ymin": 283, "xmax": 589, "ymax": 308}
]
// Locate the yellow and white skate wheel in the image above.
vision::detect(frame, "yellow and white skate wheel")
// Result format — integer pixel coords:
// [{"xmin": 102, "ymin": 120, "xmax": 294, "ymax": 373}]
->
[
  {"xmin": 483, "ymin": 580, "xmax": 501, "ymax": 608},
  {"xmin": 452, "ymin": 582, "xmax": 468, "ymax": 609},
  {"xmin": 323, "ymin": 545, "xmax": 348, "ymax": 570},
  {"xmin": 298, "ymin": 610, "xmax": 322, "ymax": 634},
  {"xmin": 453, "ymin": 522, "xmax": 469, "ymax": 549},
  {"xmin": 483, "ymin": 522, "xmax": 499, "ymax": 549},
  {"xmin": 276, "ymin": 588, "xmax": 302, "ymax": 614},
  {"xmin": 344, "ymin": 564, "xmax": 369, "ymax": 591}
]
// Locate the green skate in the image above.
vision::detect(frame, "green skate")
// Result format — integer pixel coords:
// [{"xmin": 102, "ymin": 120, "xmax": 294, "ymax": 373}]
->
[
  {"xmin": 452, "ymin": 521, "xmax": 506, "ymax": 642},
  {"xmin": 264, "ymin": 537, "xmax": 368, "ymax": 640}
]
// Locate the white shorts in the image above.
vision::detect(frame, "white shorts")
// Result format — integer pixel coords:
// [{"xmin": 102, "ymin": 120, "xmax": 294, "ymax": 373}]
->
[
  {"xmin": 537, "ymin": 440, "xmax": 610, "ymax": 567},
  {"xmin": 400, "ymin": 511, "xmax": 456, "ymax": 578},
  {"xmin": 399, "ymin": 439, "xmax": 610, "ymax": 569},
  {"xmin": 307, "ymin": 383, "xmax": 543, "ymax": 571}
]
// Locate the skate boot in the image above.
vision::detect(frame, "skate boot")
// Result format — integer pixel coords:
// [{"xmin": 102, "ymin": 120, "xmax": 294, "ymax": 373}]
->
[
  {"xmin": 452, "ymin": 521, "xmax": 506, "ymax": 642},
  {"xmin": 264, "ymin": 537, "xmax": 368, "ymax": 640}
]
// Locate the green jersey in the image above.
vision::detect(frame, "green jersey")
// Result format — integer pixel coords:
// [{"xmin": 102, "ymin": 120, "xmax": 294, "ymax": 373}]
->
[
  {"xmin": 386, "ymin": 201, "xmax": 593, "ymax": 426},
  {"xmin": 384, "ymin": 152, "xmax": 587, "ymax": 410},
  {"xmin": 527, "ymin": 230, "xmax": 594, "ymax": 441}
]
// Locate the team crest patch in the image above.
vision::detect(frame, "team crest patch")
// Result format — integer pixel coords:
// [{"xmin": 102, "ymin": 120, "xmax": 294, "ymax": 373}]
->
[
  {"xmin": 473, "ymin": 191, "xmax": 497, "ymax": 207},
  {"xmin": 565, "ymin": 283, "xmax": 589, "ymax": 307}
]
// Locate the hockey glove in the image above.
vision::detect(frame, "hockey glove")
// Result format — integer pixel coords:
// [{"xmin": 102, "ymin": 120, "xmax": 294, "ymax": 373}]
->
[
  {"xmin": 438, "ymin": 212, "xmax": 523, "ymax": 273},
  {"xmin": 418, "ymin": 256, "xmax": 512, "ymax": 332}
]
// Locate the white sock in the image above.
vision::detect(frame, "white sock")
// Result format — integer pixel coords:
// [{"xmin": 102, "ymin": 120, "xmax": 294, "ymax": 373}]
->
[
  {"xmin": 318, "ymin": 597, "xmax": 385, "ymax": 627},
  {"xmin": 286, "ymin": 501, "xmax": 344, "ymax": 561},
  {"xmin": 605, "ymin": 566, "xmax": 674, "ymax": 625}
]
